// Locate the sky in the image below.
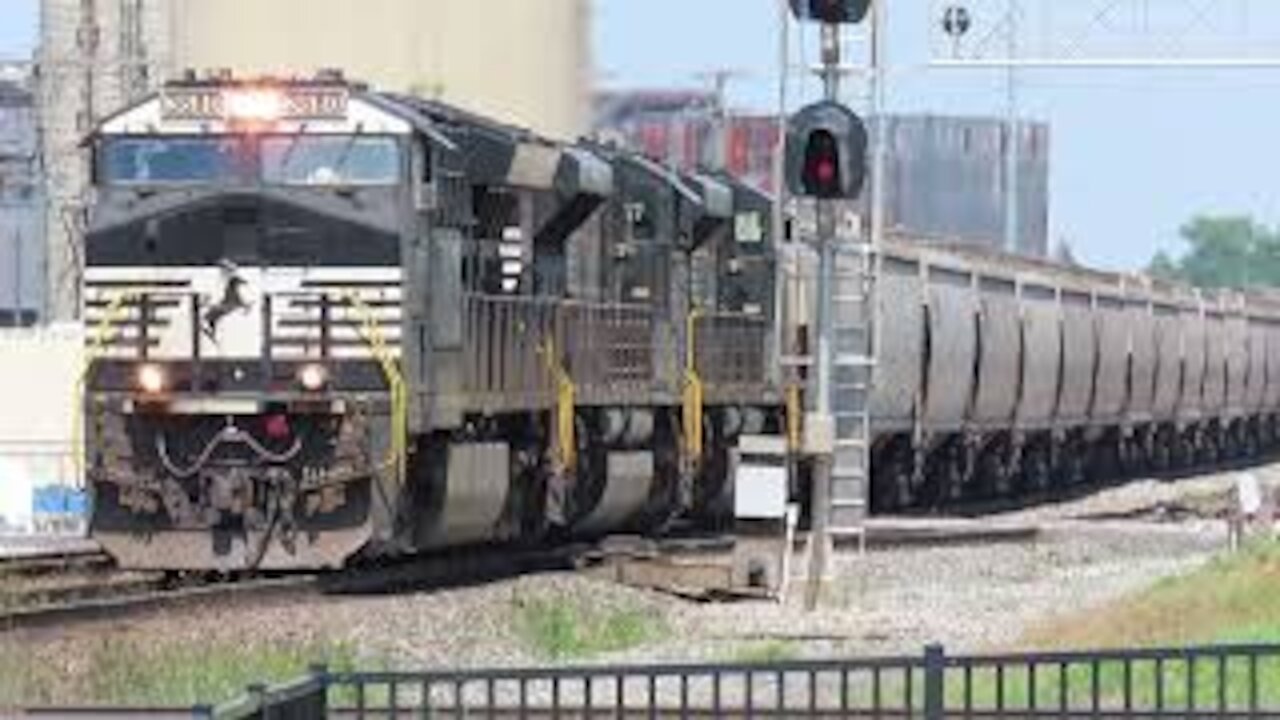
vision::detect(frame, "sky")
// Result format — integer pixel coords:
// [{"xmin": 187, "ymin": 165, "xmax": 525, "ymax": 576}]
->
[
  {"xmin": 2, "ymin": 0, "xmax": 1279, "ymax": 271},
  {"xmin": 596, "ymin": 0, "xmax": 1280, "ymax": 272}
]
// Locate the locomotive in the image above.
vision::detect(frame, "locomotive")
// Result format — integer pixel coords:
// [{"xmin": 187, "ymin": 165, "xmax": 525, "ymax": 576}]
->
[{"xmin": 82, "ymin": 74, "xmax": 782, "ymax": 570}]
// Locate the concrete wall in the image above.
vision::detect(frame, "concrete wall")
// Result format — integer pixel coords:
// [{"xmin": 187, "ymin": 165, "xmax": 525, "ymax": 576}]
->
[
  {"xmin": 0, "ymin": 325, "xmax": 83, "ymax": 533},
  {"xmin": 163, "ymin": 0, "xmax": 591, "ymax": 139},
  {"xmin": 38, "ymin": 0, "xmax": 166, "ymax": 321}
]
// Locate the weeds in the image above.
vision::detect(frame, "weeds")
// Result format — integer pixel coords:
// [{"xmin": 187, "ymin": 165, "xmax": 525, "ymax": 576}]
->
[
  {"xmin": 1023, "ymin": 539, "xmax": 1280, "ymax": 650},
  {"xmin": 514, "ymin": 597, "xmax": 665, "ymax": 660},
  {"xmin": 731, "ymin": 639, "xmax": 798, "ymax": 664},
  {"xmin": 0, "ymin": 634, "xmax": 357, "ymax": 708}
]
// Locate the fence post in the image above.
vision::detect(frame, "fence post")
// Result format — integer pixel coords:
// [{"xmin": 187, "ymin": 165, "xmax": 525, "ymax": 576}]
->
[
  {"xmin": 308, "ymin": 663, "xmax": 330, "ymax": 718},
  {"xmin": 246, "ymin": 682, "xmax": 267, "ymax": 719},
  {"xmin": 923, "ymin": 644, "xmax": 946, "ymax": 720}
]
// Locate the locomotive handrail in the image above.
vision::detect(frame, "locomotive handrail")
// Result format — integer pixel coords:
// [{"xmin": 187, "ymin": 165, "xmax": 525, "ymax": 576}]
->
[
  {"xmin": 340, "ymin": 291, "xmax": 408, "ymax": 485},
  {"xmin": 540, "ymin": 337, "xmax": 577, "ymax": 475},
  {"xmin": 73, "ymin": 290, "xmax": 140, "ymax": 481},
  {"xmin": 683, "ymin": 309, "xmax": 705, "ymax": 462}
]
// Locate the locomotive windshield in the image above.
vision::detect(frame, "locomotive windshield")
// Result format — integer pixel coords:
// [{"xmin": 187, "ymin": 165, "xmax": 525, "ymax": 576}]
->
[
  {"xmin": 98, "ymin": 134, "xmax": 403, "ymax": 186},
  {"xmin": 101, "ymin": 137, "xmax": 245, "ymax": 184},
  {"xmin": 260, "ymin": 136, "xmax": 401, "ymax": 186}
]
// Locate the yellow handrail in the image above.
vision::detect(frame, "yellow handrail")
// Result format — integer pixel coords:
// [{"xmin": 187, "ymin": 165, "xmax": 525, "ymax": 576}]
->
[
  {"xmin": 72, "ymin": 291, "xmax": 139, "ymax": 481},
  {"xmin": 682, "ymin": 309, "xmax": 705, "ymax": 461},
  {"xmin": 75, "ymin": 290, "xmax": 410, "ymax": 486},
  {"xmin": 542, "ymin": 338, "xmax": 576, "ymax": 474},
  {"xmin": 341, "ymin": 292, "xmax": 408, "ymax": 484}
]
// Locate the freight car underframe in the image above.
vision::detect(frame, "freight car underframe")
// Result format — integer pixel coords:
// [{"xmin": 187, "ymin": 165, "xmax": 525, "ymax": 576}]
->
[{"xmin": 871, "ymin": 416, "xmax": 1280, "ymax": 512}]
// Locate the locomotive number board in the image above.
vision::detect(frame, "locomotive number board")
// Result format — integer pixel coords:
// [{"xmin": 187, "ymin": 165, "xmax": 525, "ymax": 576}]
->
[{"xmin": 160, "ymin": 87, "xmax": 350, "ymax": 121}]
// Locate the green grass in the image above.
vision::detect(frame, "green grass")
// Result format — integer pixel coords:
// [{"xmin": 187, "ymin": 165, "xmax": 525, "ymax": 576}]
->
[
  {"xmin": 850, "ymin": 542, "xmax": 1280, "ymax": 714},
  {"xmin": 940, "ymin": 655, "xmax": 1280, "ymax": 712},
  {"xmin": 0, "ymin": 635, "xmax": 359, "ymax": 708},
  {"xmin": 936, "ymin": 540, "xmax": 1280, "ymax": 713},
  {"xmin": 731, "ymin": 639, "xmax": 799, "ymax": 664},
  {"xmin": 513, "ymin": 596, "xmax": 666, "ymax": 661},
  {"xmin": 1024, "ymin": 540, "xmax": 1280, "ymax": 650}
]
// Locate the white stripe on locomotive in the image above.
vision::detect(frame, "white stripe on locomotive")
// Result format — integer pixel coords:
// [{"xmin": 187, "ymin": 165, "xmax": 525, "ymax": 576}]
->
[{"xmin": 84, "ymin": 266, "xmax": 402, "ymax": 361}]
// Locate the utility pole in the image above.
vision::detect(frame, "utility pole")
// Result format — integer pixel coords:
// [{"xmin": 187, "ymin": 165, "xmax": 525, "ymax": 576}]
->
[
  {"xmin": 869, "ymin": 0, "xmax": 887, "ymax": 251},
  {"xmin": 782, "ymin": 0, "xmax": 874, "ymax": 612},
  {"xmin": 1003, "ymin": 0, "xmax": 1020, "ymax": 254},
  {"xmin": 695, "ymin": 69, "xmax": 735, "ymax": 172},
  {"xmin": 805, "ymin": 23, "xmax": 842, "ymax": 614},
  {"xmin": 771, "ymin": 0, "xmax": 791, "ymax": 389}
]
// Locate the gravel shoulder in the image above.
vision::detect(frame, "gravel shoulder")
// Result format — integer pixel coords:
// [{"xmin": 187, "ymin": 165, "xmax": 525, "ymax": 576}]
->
[{"xmin": 0, "ymin": 464, "xmax": 1262, "ymax": 702}]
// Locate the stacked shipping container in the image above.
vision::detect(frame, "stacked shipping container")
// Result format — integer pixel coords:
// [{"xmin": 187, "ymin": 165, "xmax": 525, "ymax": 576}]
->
[{"xmin": 595, "ymin": 91, "xmax": 1050, "ymax": 257}]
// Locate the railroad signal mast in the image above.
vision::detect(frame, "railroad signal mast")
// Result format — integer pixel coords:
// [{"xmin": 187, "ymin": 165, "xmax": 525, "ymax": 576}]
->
[{"xmin": 785, "ymin": 0, "xmax": 877, "ymax": 610}]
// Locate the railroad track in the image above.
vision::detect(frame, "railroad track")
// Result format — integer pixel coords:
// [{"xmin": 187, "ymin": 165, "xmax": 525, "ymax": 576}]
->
[
  {"xmin": 0, "ymin": 534, "xmax": 729, "ymax": 631},
  {"xmin": 0, "ymin": 537, "xmax": 595, "ymax": 632},
  {"xmin": 0, "ymin": 547, "xmax": 112, "ymax": 577},
  {"xmin": 0, "ymin": 541, "xmax": 319, "ymax": 631},
  {"xmin": 0, "ymin": 520, "xmax": 1044, "ymax": 633},
  {"xmin": 0, "ymin": 573, "xmax": 319, "ymax": 632}
]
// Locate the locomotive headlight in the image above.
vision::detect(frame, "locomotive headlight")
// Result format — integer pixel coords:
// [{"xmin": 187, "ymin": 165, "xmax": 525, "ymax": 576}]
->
[
  {"xmin": 224, "ymin": 88, "xmax": 284, "ymax": 122},
  {"xmin": 136, "ymin": 363, "xmax": 167, "ymax": 395},
  {"xmin": 298, "ymin": 363, "xmax": 329, "ymax": 392}
]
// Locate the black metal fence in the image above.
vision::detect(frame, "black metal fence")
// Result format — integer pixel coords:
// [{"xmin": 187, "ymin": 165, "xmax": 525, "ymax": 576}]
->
[{"xmin": 215, "ymin": 643, "xmax": 1280, "ymax": 719}]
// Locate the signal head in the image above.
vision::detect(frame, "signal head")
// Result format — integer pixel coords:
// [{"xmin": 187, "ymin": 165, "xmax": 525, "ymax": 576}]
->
[
  {"xmin": 785, "ymin": 101, "xmax": 868, "ymax": 201},
  {"xmin": 788, "ymin": 0, "xmax": 872, "ymax": 24}
]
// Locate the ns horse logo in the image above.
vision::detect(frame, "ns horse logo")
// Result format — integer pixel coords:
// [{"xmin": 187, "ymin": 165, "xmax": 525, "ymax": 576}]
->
[{"xmin": 203, "ymin": 260, "xmax": 253, "ymax": 343}]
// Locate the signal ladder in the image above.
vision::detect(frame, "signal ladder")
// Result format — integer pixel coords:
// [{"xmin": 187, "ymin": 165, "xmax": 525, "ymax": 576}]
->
[{"xmin": 828, "ymin": 239, "xmax": 874, "ymax": 548}]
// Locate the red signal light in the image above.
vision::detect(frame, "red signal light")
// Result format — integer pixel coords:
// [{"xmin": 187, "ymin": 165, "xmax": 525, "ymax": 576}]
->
[
  {"xmin": 802, "ymin": 130, "xmax": 843, "ymax": 198},
  {"xmin": 815, "ymin": 159, "xmax": 836, "ymax": 183}
]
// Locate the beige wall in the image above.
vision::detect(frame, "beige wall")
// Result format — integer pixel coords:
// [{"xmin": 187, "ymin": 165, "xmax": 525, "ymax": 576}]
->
[{"xmin": 163, "ymin": 0, "xmax": 591, "ymax": 139}]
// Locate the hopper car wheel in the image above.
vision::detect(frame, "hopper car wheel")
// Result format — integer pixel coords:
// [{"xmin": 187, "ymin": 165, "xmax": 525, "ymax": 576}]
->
[
  {"xmin": 1174, "ymin": 429, "xmax": 1198, "ymax": 470},
  {"xmin": 1150, "ymin": 427, "xmax": 1175, "ymax": 473},
  {"xmin": 1197, "ymin": 426, "xmax": 1221, "ymax": 466},
  {"xmin": 1089, "ymin": 436, "xmax": 1121, "ymax": 487},
  {"xmin": 1116, "ymin": 434, "xmax": 1141, "ymax": 479},
  {"xmin": 871, "ymin": 436, "xmax": 913, "ymax": 513},
  {"xmin": 1245, "ymin": 421, "xmax": 1263, "ymax": 458},
  {"xmin": 1020, "ymin": 440, "xmax": 1052, "ymax": 497},
  {"xmin": 921, "ymin": 438, "xmax": 961, "ymax": 509},
  {"xmin": 974, "ymin": 437, "xmax": 1014, "ymax": 500},
  {"xmin": 1053, "ymin": 435, "xmax": 1084, "ymax": 488}
]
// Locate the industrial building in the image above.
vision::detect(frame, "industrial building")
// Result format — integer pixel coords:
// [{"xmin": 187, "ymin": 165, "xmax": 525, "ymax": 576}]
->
[
  {"xmin": 36, "ymin": 0, "xmax": 592, "ymax": 320},
  {"xmin": 595, "ymin": 90, "xmax": 1051, "ymax": 257},
  {"xmin": 0, "ymin": 63, "xmax": 40, "ymax": 326}
]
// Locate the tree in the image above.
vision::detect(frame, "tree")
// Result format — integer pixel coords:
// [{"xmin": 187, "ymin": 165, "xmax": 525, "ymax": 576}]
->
[
  {"xmin": 1147, "ymin": 250, "xmax": 1181, "ymax": 281},
  {"xmin": 1148, "ymin": 216, "xmax": 1280, "ymax": 289}
]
